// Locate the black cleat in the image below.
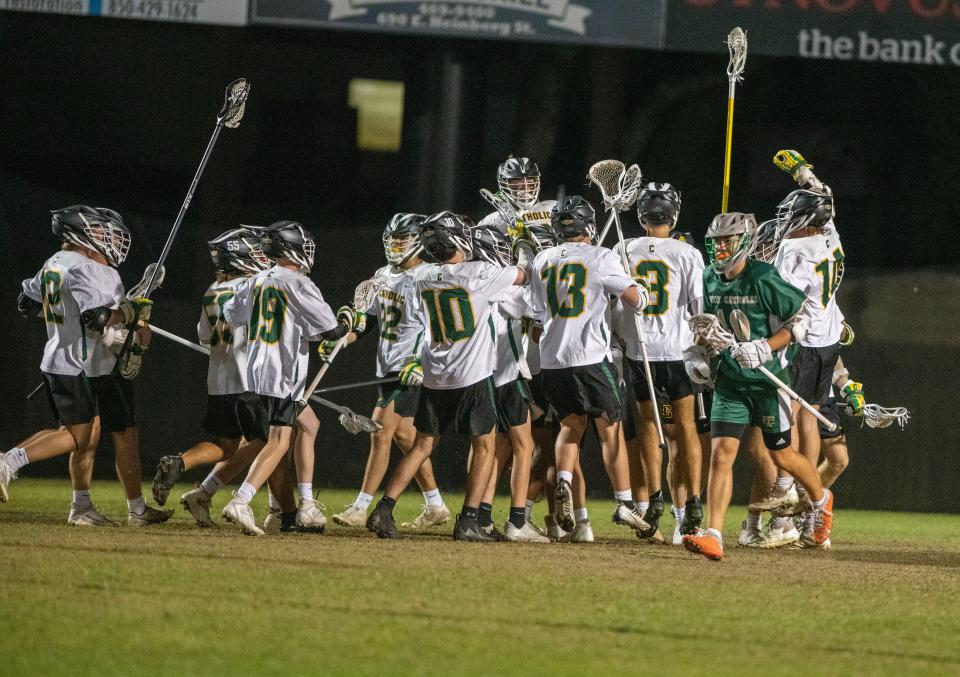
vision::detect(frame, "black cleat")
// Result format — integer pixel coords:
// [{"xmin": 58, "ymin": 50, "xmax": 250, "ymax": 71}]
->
[
  {"xmin": 553, "ymin": 479, "xmax": 575, "ymax": 532},
  {"xmin": 680, "ymin": 496, "xmax": 704, "ymax": 535},
  {"xmin": 636, "ymin": 492, "xmax": 665, "ymax": 539},
  {"xmin": 366, "ymin": 501, "xmax": 399, "ymax": 539},
  {"xmin": 151, "ymin": 455, "xmax": 184, "ymax": 506},
  {"xmin": 453, "ymin": 514, "xmax": 497, "ymax": 542},
  {"xmin": 280, "ymin": 510, "xmax": 299, "ymax": 533},
  {"xmin": 480, "ymin": 523, "xmax": 507, "ymax": 542}
]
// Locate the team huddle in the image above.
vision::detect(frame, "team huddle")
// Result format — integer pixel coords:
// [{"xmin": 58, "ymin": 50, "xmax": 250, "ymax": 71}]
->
[{"xmin": 2, "ymin": 149, "xmax": 881, "ymax": 560}]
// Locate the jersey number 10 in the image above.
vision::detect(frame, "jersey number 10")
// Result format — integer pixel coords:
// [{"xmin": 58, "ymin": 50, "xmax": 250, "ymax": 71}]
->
[
  {"xmin": 814, "ymin": 248, "xmax": 845, "ymax": 307},
  {"xmin": 421, "ymin": 288, "xmax": 475, "ymax": 343}
]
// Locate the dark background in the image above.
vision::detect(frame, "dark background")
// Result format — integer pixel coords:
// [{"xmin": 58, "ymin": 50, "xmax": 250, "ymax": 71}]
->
[{"xmin": 0, "ymin": 13, "xmax": 956, "ymax": 511}]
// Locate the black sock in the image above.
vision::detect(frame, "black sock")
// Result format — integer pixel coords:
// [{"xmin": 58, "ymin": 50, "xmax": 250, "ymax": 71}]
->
[
  {"xmin": 509, "ymin": 507, "xmax": 526, "ymax": 529},
  {"xmin": 618, "ymin": 499, "xmax": 636, "ymax": 510},
  {"xmin": 380, "ymin": 496, "xmax": 396, "ymax": 511},
  {"xmin": 478, "ymin": 502, "xmax": 493, "ymax": 527},
  {"xmin": 461, "ymin": 505, "xmax": 478, "ymax": 520},
  {"xmin": 280, "ymin": 510, "xmax": 297, "ymax": 529}
]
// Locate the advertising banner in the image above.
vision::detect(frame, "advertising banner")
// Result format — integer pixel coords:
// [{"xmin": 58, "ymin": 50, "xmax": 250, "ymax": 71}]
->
[{"xmin": 0, "ymin": 0, "xmax": 248, "ymax": 25}]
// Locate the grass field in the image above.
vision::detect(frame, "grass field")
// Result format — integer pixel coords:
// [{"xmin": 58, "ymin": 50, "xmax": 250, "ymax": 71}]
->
[{"xmin": 2, "ymin": 479, "xmax": 959, "ymax": 676}]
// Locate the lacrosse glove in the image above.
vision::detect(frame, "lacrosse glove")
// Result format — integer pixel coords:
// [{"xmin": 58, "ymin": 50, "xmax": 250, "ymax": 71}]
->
[
  {"xmin": 840, "ymin": 380, "xmax": 865, "ymax": 416},
  {"xmin": 119, "ymin": 297, "xmax": 153, "ymax": 324},
  {"xmin": 773, "ymin": 149, "xmax": 811, "ymax": 180},
  {"xmin": 399, "ymin": 360, "xmax": 423, "ymax": 387},
  {"xmin": 317, "ymin": 339, "xmax": 340, "ymax": 364},
  {"xmin": 731, "ymin": 339, "xmax": 772, "ymax": 369},
  {"xmin": 337, "ymin": 305, "xmax": 366, "ymax": 334}
]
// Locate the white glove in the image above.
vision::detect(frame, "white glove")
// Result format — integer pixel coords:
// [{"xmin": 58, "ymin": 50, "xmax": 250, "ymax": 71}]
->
[
  {"xmin": 730, "ymin": 339, "xmax": 772, "ymax": 369},
  {"xmin": 515, "ymin": 240, "xmax": 535, "ymax": 282},
  {"xmin": 683, "ymin": 345, "xmax": 714, "ymax": 388},
  {"xmin": 101, "ymin": 324, "xmax": 128, "ymax": 354},
  {"xmin": 631, "ymin": 284, "xmax": 650, "ymax": 316}
]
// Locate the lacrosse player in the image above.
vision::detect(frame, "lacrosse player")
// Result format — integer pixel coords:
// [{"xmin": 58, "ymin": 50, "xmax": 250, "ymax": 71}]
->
[
  {"xmin": 330, "ymin": 213, "xmax": 450, "ymax": 530},
  {"xmin": 366, "ymin": 212, "xmax": 527, "ymax": 541},
  {"xmin": 218, "ymin": 221, "xmax": 363, "ymax": 536},
  {"xmin": 478, "ymin": 156, "xmax": 548, "ymax": 232},
  {"xmin": 2, "ymin": 206, "xmax": 170, "ymax": 526},
  {"xmin": 526, "ymin": 195, "xmax": 651, "ymax": 537},
  {"xmin": 817, "ymin": 354, "xmax": 865, "ymax": 487},
  {"xmin": 612, "ymin": 182, "xmax": 705, "ymax": 538},
  {"xmin": 681, "ymin": 212, "xmax": 833, "ymax": 561}
]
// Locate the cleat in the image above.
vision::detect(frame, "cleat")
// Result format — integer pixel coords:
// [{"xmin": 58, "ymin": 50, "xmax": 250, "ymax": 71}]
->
[
  {"xmin": 128, "ymin": 504, "xmax": 173, "ymax": 527},
  {"xmin": 612, "ymin": 503, "xmax": 653, "ymax": 534},
  {"xmin": 639, "ymin": 492, "xmax": 665, "ymax": 538},
  {"xmin": 763, "ymin": 516, "xmax": 800, "ymax": 548},
  {"xmin": 67, "ymin": 504, "xmax": 118, "ymax": 527},
  {"xmin": 401, "ymin": 503, "xmax": 451, "ymax": 529},
  {"xmin": 544, "ymin": 515, "xmax": 568, "ymax": 541},
  {"xmin": 263, "ymin": 508, "xmax": 281, "ymax": 533},
  {"xmin": 222, "ymin": 496, "xmax": 265, "ymax": 536},
  {"xmin": 151, "ymin": 455, "xmax": 184, "ymax": 506},
  {"xmin": 332, "ymin": 504, "xmax": 368, "ymax": 528},
  {"xmin": 180, "ymin": 488, "xmax": 216, "ymax": 527},
  {"xmin": 504, "ymin": 521, "xmax": 551, "ymax": 543},
  {"xmin": 799, "ymin": 532, "xmax": 831, "ymax": 549},
  {"xmin": 809, "ymin": 489, "xmax": 834, "ymax": 545},
  {"xmin": 683, "ymin": 531, "xmax": 724, "ymax": 561},
  {"xmin": 680, "ymin": 497, "xmax": 703, "ymax": 535},
  {"xmin": 296, "ymin": 499, "xmax": 327, "ymax": 534},
  {"xmin": 452, "ymin": 513, "xmax": 496, "ymax": 542},
  {"xmin": 749, "ymin": 482, "xmax": 800, "ymax": 513},
  {"xmin": 553, "ymin": 480, "xmax": 575, "ymax": 532},
  {"xmin": 279, "ymin": 511, "xmax": 299, "ymax": 533},
  {"xmin": 737, "ymin": 519, "xmax": 765, "ymax": 548},
  {"xmin": 673, "ymin": 520, "xmax": 683, "ymax": 546},
  {"xmin": 366, "ymin": 501, "xmax": 399, "ymax": 538},
  {"xmin": 566, "ymin": 519, "xmax": 594, "ymax": 543},
  {"xmin": 638, "ymin": 527, "xmax": 666, "ymax": 544},
  {"xmin": 0, "ymin": 453, "xmax": 17, "ymax": 502},
  {"xmin": 480, "ymin": 523, "xmax": 507, "ymax": 541}
]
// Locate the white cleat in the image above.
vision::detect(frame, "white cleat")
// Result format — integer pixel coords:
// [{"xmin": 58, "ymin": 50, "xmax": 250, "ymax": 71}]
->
[
  {"xmin": 749, "ymin": 482, "xmax": 800, "ymax": 513},
  {"xmin": 67, "ymin": 504, "xmax": 118, "ymax": 527},
  {"xmin": 544, "ymin": 515, "xmax": 568, "ymax": 541},
  {"xmin": 296, "ymin": 499, "xmax": 327, "ymax": 533},
  {"xmin": 737, "ymin": 520, "xmax": 765, "ymax": 548},
  {"xmin": 128, "ymin": 504, "xmax": 173, "ymax": 527},
  {"xmin": 612, "ymin": 504, "xmax": 653, "ymax": 534},
  {"xmin": 222, "ymin": 496, "xmax": 265, "ymax": 536},
  {"xmin": 332, "ymin": 504, "xmax": 368, "ymax": 528},
  {"xmin": 762, "ymin": 516, "xmax": 801, "ymax": 548},
  {"xmin": 672, "ymin": 521, "xmax": 683, "ymax": 545},
  {"xmin": 560, "ymin": 519, "xmax": 595, "ymax": 543},
  {"xmin": 180, "ymin": 488, "xmax": 216, "ymax": 527},
  {"xmin": 0, "ymin": 453, "xmax": 16, "ymax": 503},
  {"xmin": 504, "ymin": 521, "xmax": 551, "ymax": 543},
  {"xmin": 263, "ymin": 508, "xmax": 282, "ymax": 533},
  {"xmin": 401, "ymin": 503, "xmax": 451, "ymax": 529},
  {"xmin": 554, "ymin": 480, "xmax": 575, "ymax": 532}
]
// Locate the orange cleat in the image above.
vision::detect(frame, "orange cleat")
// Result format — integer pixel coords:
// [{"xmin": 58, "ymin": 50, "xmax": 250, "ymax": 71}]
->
[
  {"xmin": 682, "ymin": 532, "xmax": 724, "ymax": 561},
  {"xmin": 811, "ymin": 489, "xmax": 834, "ymax": 545}
]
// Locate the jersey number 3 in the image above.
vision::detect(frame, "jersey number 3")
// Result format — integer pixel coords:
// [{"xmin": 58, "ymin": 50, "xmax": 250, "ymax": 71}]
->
[
  {"xmin": 421, "ymin": 288, "xmax": 475, "ymax": 343},
  {"xmin": 248, "ymin": 286, "xmax": 287, "ymax": 344},
  {"xmin": 633, "ymin": 260, "xmax": 669, "ymax": 315}
]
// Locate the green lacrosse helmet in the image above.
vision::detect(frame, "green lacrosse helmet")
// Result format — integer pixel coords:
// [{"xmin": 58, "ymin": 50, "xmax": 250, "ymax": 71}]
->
[{"xmin": 705, "ymin": 212, "xmax": 758, "ymax": 273}]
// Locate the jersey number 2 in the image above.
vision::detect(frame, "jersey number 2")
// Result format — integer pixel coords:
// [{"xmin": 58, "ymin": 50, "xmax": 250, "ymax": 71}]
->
[{"xmin": 421, "ymin": 288, "xmax": 475, "ymax": 343}]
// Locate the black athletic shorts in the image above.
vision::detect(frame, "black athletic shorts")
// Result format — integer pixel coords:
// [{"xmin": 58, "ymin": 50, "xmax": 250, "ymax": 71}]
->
[
  {"xmin": 203, "ymin": 394, "xmax": 243, "ymax": 439},
  {"xmin": 627, "ymin": 359, "xmax": 695, "ymax": 403},
  {"xmin": 376, "ymin": 374, "xmax": 420, "ymax": 418},
  {"xmin": 818, "ymin": 396, "xmax": 845, "ymax": 439},
  {"xmin": 413, "ymin": 378, "xmax": 498, "ymax": 436},
  {"xmin": 42, "ymin": 371, "xmax": 97, "ymax": 426},
  {"xmin": 89, "ymin": 374, "xmax": 137, "ymax": 432},
  {"xmin": 540, "ymin": 360, "xmax": 622, "ymax": 423},
  {"xmin": 235, "ymin": 392, "xmax": 301, "ymax": 443},
  {"xmin": 495, "ymin": 378, "xmax": 533, "ymax": 432},
  {"xmin": 528, "ymin": 373, "xmax": 557, "ymax": 430},
  {"xmin": 789, "ymin": 343, "xmax": 840, "ymax": 406}
]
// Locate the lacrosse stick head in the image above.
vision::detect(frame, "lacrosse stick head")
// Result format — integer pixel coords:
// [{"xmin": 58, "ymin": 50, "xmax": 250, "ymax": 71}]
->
[
  {"xmin": 218, "ymin": 78, "xmax": 250, "ymax": 129},
  {"xmin": 862, "ymin": 404, "xmax": 910, "ymax": 429},
  {"xmin": 705, "ymin": 212, "xmax": 758, "ymax": 273},
  {"xmin": 480, "ymin": 188, "xmax": 518, "ymax": 227},
  {"xmin": 353, "ymin": 274, "xmax": 387, "ymax": 312},
  {"xmin": 339, "ymin": 411, "xmax": 382, "ymax": 434},
  {"xmin": 587, "ymin": 160, "xmax": 626, "ymax": 210},
  {"xmin": 126, "ymin": 263, "xmax": 166, "ymax": 300},
  {"xmin": 689, "ymin": 314, "xmax": 736, "ymax": 352},
  {"xmin": 618, "ymin": 164, "xmax": 644, "ymax": 210},
  {"xmin": 726, "ymin": 27, "xmax": 748, "ymax": 82},
  {"xmin": 497, "ymin": 157, "xmax": 541, "ymax": 210},
  {"xmin": 382, "ymin": 213, "xmax": 426, "ymax": 266}
]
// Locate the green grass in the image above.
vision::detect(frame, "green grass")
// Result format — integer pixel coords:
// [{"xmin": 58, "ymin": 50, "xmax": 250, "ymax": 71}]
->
[{"xmin": 2, "ymin": 479, "xmax": 960, "ymax": 676}]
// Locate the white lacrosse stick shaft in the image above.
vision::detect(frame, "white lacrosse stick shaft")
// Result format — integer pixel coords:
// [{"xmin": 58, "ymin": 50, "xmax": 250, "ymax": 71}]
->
[
  {"xmin": 596, "ymin": 211, "xmax": 617, "ymax": 248},
  {"xmin": 301, "ymin": 336, "xmax": 348, "ymax": 402},
  {"xmin": 151, "ymin": 325, "xmax": 210, "ymax": 356}
]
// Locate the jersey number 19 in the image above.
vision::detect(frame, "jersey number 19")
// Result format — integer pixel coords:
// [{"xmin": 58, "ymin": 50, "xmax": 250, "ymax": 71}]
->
[{"xmin": 248, "ymin": 285, "xmax": 287, "ymax": 344}]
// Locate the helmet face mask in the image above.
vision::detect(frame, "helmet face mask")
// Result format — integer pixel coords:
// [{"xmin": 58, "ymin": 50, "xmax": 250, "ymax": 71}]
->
[
  {"xmin": 776, "ymin": 189, "xmax": 834, "ymax": 237},
  {"xmin": 497, "ymin": 157, "xmax": 541, "ymax": 210},
  {"xmin": 382, "ymin": 213, "xmax": 425, "ymax": 266},
  {"xmin": 261, "ymin": 221, "xmax": 316, "ymax": 273},
  {"xmin": 51, "ymin": 205, "xmax": 130, "ymax": 266},
  {"xmin": 420, "ymin": 211, "xmax": 474, "ymax": 263},
  {"xmin": 551, "ymin": 195, "xmax": 597, "ymax": 243},
  {"xmin": 636, "ymin": 182, "xmax": 681, "ymax": 230},
  {"xmin": 208, "ymin": 227, "xmax": 271, "ymax": 275},
  {"xmin": 705, "ymin": 212, "xmax": 758, "ymax": 273},
  {"xmin": 471, "ymin": 225, "xmax": 514, "ymax": 267}
]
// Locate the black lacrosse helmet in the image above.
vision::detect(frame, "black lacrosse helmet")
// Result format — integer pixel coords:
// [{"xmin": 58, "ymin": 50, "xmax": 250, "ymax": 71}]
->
[
  {"xmin": 551, "ymin": 195, "xmax": 596, "ymax": 241},
  {"xmin": 383, "ymin": 213, "xmax": 425, "ymax": 266},
  {"xmin": 776, "ymin": 189, "xmax": 834, "ymax": 235},
  {"xmin": 51, "ymin": 205, "xmax": 131, "ymax": 267},
  {"xmin": 420, "ymin": 211, "xmax": 474, "ymax": 263},
  {"xmin": 261, "ymin": 220, "xmax": 316, "ymax": 272},
  {"xmin": 472, "ymin": 225, "xmax": 514, "ymax": 266},
  {"xmin": 636, "ymin": 182, "xmax": 681, "ymax": 228},
  {"xmin": 208, "ymin": 226, "xmax": 271, "ymax": 275},
  {"xmin": 497, "ymin": 156, "xmax": 541, "ymax": 209}
]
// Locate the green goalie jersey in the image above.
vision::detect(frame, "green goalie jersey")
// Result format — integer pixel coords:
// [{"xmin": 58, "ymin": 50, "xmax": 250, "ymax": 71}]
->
[{"xmin": 702, "ymin": 259, "xmax": 805, "ymax": 389}]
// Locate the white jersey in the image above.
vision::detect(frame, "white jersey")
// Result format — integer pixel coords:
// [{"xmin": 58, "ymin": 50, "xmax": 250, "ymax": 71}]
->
[
  {"xmin": 412, "ymin": 261, "xmax": 519, "ymax": 389},
  {"xmin": 612, "ymin": 236, "xmax": 704, "ymax": 361},
  {"xmin": 365, "ymin": 264, "xmax": 426, "ymax": 378},
  {"xmin": 774, "ymin": 223, "xmax": 846, "ymax": 347},
  {"xmin": 478, "ymin": 200, "xmax": 557, "ymax": 234},
  {"xmin": 198, "ymin": 277, "xmax": 249, "ymax": 396},
  {"xmin": 529, "ymin": 242, "xmax": 638, "ymax": 370},
  {"xmin": 491, "ymin": 286, "xmax": 531, "ymax": 387},
  {"xmin": 223, "ymin": 265, "xmax": 338, "ymax": 400},
  {"xmin": 21, "ymin": 250, "xmax": 123, "ymax": 377}
]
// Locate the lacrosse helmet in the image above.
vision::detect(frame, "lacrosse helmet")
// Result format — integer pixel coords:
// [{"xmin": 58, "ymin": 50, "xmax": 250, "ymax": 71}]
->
[
  {"xmin": 261, "ymin": 221, "xmax": 316, "ymax": 272},
  {"xmin": 382, "ymin": 213, "xmax": 425, "ymax": 266},
  {"xmin": 208, "ymin": 227, "xmax": 271, "ymax": 275},
  {"xmin": 705, "ymin": 212, "xmax": 758, "ymax": 273},
  {"xmin": 776, "ymin": 189, "xmax": 834, "ymax": 236},
  {"xmin": 497, "ymin": 156, "xmax": 541, "ymax": 210},
  {"xmin": 752, "ymin": 219, "xmax": 780, "ymax": 263},
  {"xmin": 420, "ymin": 211, "xmax": 474, "ymax": 262},
  {"xmin": 636, "ymin": 182, "xmax": 681, "ymax": 229},
  {"xmin": 551, "ymin": 195, "xmax": 596, "ymax": 242},
  {"xmin": 51, "ymin": 205, "xmax": 130, "ymax": 266},
  {"xmin": 472, "ymin": 225, "xmax": 514, "ymax": 267},
  {"xmin": 526, "ymin": 222, "xmax": 559, "ymax": 253}
]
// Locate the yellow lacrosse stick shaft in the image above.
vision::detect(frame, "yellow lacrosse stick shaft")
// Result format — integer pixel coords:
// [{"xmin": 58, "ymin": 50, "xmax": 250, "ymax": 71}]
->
[{"xmin": 721, "ymin": 85, "xmax": 736, "ymax": 214}]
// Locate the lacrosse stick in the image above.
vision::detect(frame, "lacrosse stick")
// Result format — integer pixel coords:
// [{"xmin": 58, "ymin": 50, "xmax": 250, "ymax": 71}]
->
[
  {"xmin": 126, "ymin": 263, "xmax": 166, "ymax": 300},
  {"xmin": 860, "ymin": 404, "xmax": 910, "ymax": 430},
  {"xmin": 595, "ymin": 163, "xmax": 643, "ymax": 246},
  {"xmin": 314, "ymin": 377, "xmax": 398, "ymax": 394},
  {"xmin": 689, "ymin": 313, "xmax": 838, "ymax": 431},
  {"xmin": 722, "ymin": 27, "xmax": 747, "ymax": 213},
  {"xmin": 588, "ymin": 159, "xmax": 668, "ymax": 460},
  {"xmin": 114, "ymin": 78, "xmax": 250, "ymax": 372},
  {"xmin": 480, "ymin": 188, "xmax": 519, "ymax": 227}
]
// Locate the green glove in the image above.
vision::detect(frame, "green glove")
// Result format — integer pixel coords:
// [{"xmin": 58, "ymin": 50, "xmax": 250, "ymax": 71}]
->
[
  {"xmin": 773, "ymin": 149, "xmax": 811, "ymax": 179},
  {"xmin": 399, "ymin": 360, "xmax": 423, "ymax": 387},
  {"xmin": 337, "ymin": 305, "xmax": 366, "ymax": 334},
  {"xmin": 840, "ymin": 380, "xmax": 865, "ymax": 416},
  {"xmin": 317, "ymin": 339, "xmax": 340, "ymax": 364},
  {"xmin": 119, "ymin": 296, "xmax": 153, "ymax": 324}
]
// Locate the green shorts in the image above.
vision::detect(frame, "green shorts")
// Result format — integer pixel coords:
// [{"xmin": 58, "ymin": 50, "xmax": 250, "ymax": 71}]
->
[{"xmin": 711, "ymin": 383, "xmax": 792, "ymax": 437}]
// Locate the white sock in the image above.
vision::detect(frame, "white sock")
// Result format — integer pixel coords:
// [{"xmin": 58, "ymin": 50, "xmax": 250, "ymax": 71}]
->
[
  {"xmin": 524, "ymin": 499, "xmax": 535, "ymax": 521},
  {"xmin": 128, "ymin": 496, "xmax": 146, "ymax": 515},
  {"xmin": 5, "ymin": 447, "xmax": 28, "ymax": 471},
  {"xmin": 353, "ymin": 492, "xmax": 374, "ymax": 510},
  {"xmin": 200, "ymin": 473, "xmax": 224, "ymax": 496},
  {"xmin": 72, "ymin": 489, "xmax": 91, "ymax": 509},
  {"xmin": 574, "ymin": 507, "xmax": 589, "ymax": 522},
  {"xmin": 810, "ymin": 490, "xmax": 829, "ymax": 508},
  {"xmin": 267, "ymin": 492, "xmax": 281, "ymax": 511},
  {"xmin": 298, "ymin": 482, "xmax": 313, "ymax": 503},
  {"xmin": 614, "ymin": 489, "xmax": 632, "ymax": 502},
  {"xmin": 706, "ymin": 528, "xmax": 723, "ymax": 543},
  {"xmin": 557, "ymin": 470, "xmax": 573, "ymax": 484},
  {"xmin": 746, "ymin": 512, "xmax": 761, "ymax": 529},
  {"xmin": 673, "ymin": 506, "xmax": 685, "ymax": 522},
  {"xmin": 636, "ymin": 500, "xmax": 650, "ymax": 513},
  {"xmin": 423, "ymin": 488, "xmax": 443, "ymax": 507},
  {"xmin": 776, "ymin": 475, "xmax": 794, "ymax": 490},
  {"xmin": 235, "ymin": 482, "xmax": 257, "ymax": 504}
]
